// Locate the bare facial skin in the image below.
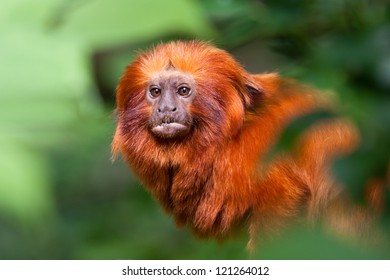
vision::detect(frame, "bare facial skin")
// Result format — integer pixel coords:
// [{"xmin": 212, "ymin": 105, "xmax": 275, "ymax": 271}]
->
[{"xmin": 146, "ymin": 70, "xmax": 196, "ymax": 139}]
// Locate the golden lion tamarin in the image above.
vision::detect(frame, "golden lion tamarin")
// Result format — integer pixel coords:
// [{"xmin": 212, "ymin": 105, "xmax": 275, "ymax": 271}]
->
[{"xmin": 112, "ymin": 41, "xmax": 380, "ymax": 250}]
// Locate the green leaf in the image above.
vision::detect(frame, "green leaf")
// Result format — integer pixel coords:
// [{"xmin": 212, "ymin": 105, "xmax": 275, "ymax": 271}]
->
[
  {"xmin": 0, "ymin": 27, "xmax": 102, "ymax": 142},
  {"xmin": 0, "ymin": 0, "xmax": 59, "ymax": 30},
  {"xmin": 0, "ymin": 141, "xmax": 55, "ymax": 224},
  {"xmin": 58, "ymin": 0, "xmax": 215, "ymax": 50},
  {"xmin": 256, "ymin": 226, "xmax": 388, "ymax": 259}
]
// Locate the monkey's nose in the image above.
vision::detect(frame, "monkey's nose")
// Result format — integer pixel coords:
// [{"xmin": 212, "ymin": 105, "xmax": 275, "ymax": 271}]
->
[{"xmin": 158, "ymin": 106, "xmax": 177, "ymax": 113}]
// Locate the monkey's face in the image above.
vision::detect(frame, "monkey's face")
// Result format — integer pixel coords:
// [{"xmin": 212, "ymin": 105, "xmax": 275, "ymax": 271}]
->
[{"xmin": 146, "ymin": 70, "xmax": 196, "ymax": 139}]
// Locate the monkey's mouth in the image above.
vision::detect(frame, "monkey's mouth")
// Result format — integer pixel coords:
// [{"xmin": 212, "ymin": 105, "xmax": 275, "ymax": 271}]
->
[{"xmin": 151, "ymin": 116, "xmax": 189, "ymax": 138}]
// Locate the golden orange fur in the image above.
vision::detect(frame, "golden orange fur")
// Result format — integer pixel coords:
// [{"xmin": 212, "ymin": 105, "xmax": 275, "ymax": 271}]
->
[{"xmin": 113, "ymin": 41, "xmax": 378, "ymax": 249}]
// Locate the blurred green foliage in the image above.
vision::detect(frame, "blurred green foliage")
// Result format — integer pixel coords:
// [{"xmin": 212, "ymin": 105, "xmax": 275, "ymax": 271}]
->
[{"xmin": 0, "ymin": 0, "xmax": 389, "ymax": 259}]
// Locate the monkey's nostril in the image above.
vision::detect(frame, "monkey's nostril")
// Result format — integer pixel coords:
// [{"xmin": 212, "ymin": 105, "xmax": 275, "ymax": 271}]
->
[{"xmin": 172, "ymin": 107, "xmax": 177, "ymax": 112}]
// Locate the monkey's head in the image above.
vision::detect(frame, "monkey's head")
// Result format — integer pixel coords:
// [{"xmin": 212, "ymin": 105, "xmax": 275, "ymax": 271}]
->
[{"xmin": 114, "ymin": 41, "xmax": 264, "ymax": 157}]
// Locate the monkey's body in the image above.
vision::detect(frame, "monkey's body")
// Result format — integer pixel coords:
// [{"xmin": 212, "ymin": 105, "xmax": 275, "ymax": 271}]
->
[{"xmin": 113, "ymin": 41, "xmax": 373, "ymax": 248}]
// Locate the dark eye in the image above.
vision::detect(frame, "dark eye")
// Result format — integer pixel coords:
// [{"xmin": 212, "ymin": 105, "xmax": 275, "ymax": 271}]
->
[
  {"xmin": 177, "ymin": 86, "xmax": 191, "ymax": 96},
  {"xmin": 149, "ymin": 87, "xmax": 161, "ymax": 97}
]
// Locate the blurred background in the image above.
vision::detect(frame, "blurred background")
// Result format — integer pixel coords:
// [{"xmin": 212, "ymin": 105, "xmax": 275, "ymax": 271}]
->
[{"xmin": 0, "ymin": 0, "xmax": 389, "ymax": 259}]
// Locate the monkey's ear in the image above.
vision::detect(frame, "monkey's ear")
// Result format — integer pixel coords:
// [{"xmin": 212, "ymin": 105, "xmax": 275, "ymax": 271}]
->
[
  {"xmin": 245, "ymin": 84, "xmax": 264, "ymax": 97},
  {"xmin": 242, "ymin": 75, "xmax": 265, "ymax": 112}
]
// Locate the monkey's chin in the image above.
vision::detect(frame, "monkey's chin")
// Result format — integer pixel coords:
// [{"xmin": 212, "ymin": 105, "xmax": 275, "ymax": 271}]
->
[{"xmin": 151, "ymin": 123, "xmax": 189, "ymax": 139}]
